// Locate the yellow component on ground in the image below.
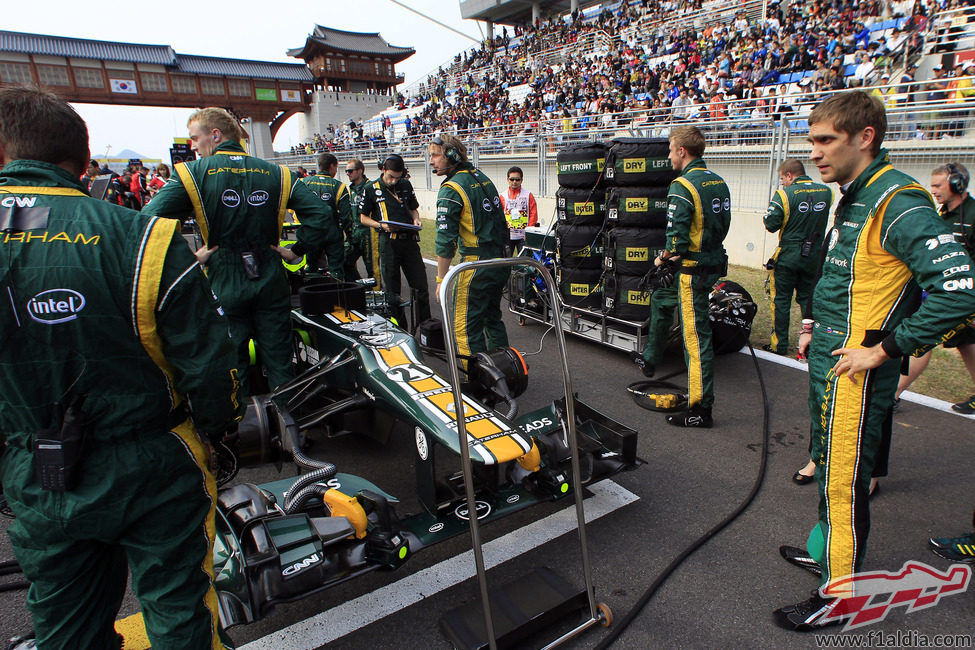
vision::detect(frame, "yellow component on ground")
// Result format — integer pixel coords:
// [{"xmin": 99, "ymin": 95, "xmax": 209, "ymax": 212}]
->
[
  {"xmin": 115, "ymin": 613, "xmax": 151, "ymax": 650},
  {"xmin": 649, "ymin": 393, "xmax": 681, "ymax": 409},
  {"xmin": 324, "ymin": 489, "xmax": 368, "ymax": 539},
  {"xmin": 517, "ymin": 440, "xmax": 542, "ymax": 473}
]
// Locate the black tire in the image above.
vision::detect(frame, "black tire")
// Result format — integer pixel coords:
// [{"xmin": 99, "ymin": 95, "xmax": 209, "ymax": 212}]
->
[
  {"xmin": 605, "ymin": 138, "xmax": 676, "ymax": 186},
  {"xmin": 603, "ymin": 273, "xmax": 652, "ymax": 322},
  {"xmin": 556, "ymin": 142, "xmax": 607, "ymax": 188},
  {"xmin": 557, "ymin": 267, "xmax": 603, "ymax": 310},
  {"xmin": 607, "ymin": 186, "xmax": 670, "ymax": 227},
  {"xmin": 556, "ymin": 186, "xmax": 607, "ymax": 225},
  {"xmin": 556, "ymin": 223, "xmax": 604, "ymax": 269},
  {"xmin": 605, "ymin": 227, "xmax": 667, "ymax": 275}
]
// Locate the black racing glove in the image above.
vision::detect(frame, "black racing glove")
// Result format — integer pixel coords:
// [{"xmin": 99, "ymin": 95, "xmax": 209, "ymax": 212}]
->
[{"xmin": 645, "ymin": 258, "xmax": 677, "ymax": 290}]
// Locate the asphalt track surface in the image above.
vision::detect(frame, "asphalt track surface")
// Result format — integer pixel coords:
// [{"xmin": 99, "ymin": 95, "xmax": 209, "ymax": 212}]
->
[{"xmin": 2, "ymin": 263, "xmax": 975, "ymax": 648}]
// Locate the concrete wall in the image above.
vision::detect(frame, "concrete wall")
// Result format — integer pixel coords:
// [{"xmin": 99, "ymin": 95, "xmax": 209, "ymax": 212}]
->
[{"xmin": 299, "ymin": 90, "xmax": 394, "ymax": 142}]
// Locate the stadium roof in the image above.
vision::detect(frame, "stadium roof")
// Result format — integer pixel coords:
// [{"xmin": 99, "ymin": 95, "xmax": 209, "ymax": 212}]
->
[
  {"xmin": 287, "ymin": 26, "xmax": 414, "ymax": 63},
  {"xmin": 0, "ymin": 30, "xmax": 312, "ymax": 81},
  {"xmin": 459, "ymin": 0, "xmax": 605, "ymax": 25}
]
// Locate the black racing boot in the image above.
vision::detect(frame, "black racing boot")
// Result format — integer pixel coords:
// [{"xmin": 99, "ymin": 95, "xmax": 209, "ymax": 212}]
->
[
  {"xmin": 779, "ymin": 545, "xmax": 822, "ymax": 576},
  {"xmin": 772, "ymin": 591, "xmax": 843, "ymax": 632},
  {"xmin": 665, "ymin": 405, "xmax": 712, "ymax": 428},
  {"xmin": 630, "ymin": 352, "xmax": 655, "ymax": 378}
]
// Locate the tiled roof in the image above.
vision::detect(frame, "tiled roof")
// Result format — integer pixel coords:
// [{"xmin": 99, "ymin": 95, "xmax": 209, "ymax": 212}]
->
[
  {"xmin": 0, "ymin": 30, "xmax": 314, "ymax": 82},
  {"xmin": 288, "ymin": 26, "xmax": 414, "ymax": 61},
  {"xmin": 175, "ymin": 55, "xmax": 313, "ymax": 82},
  {"xmin": 0, "ymin": 30, "xmax": 176, "ymax": 65}
]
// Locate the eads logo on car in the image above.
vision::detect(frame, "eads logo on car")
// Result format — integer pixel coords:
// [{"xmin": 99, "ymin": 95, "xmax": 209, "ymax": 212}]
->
[{"xmin": 27, "ymin": 289, "xmax": 86, "ymax": 324}]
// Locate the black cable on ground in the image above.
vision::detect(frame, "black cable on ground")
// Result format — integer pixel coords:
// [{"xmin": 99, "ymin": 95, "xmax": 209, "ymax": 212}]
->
[
  {"xmin": 0, "ymin": 581, "xmax": 29, "ymax": 593},
  {"xmin": 594, "ymin": 342, "xmax": 770, "ymax": 649}
]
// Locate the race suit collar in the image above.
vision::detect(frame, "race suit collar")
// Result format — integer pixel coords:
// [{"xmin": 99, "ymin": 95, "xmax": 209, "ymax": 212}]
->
[
  {"xmin": 214, "ymin": 141, "xmax": 246, "ymax": 155},
  {"xmin": 839, "ymin": 149, "xmax": 892, "ymax": 196},
  {"xmin": 0, "ymin": 159, "xmax": 88, "ymax": 193},
  {"xmin": 440, "ymin": 161, "xmax": 474, "ymax": 184},
  {"xmin": 680, "ymin": 157, "xmax": 707, "ymax": 175},
  {"xmin": 795, "ymin": 175, "xmax": 814, "ymax": 183}
]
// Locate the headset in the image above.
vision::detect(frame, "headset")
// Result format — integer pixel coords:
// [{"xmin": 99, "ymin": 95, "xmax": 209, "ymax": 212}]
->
[
  {"xmin": 432, "ymin": 136, "xmax": 462, "ymax": 166},
  {"xmin": 378, "ymin": 154, "xmax": 405, "ymax": 172},
  {"xmin": 946, "ymin": 162, "xmax": 970, "ymax": 196}
]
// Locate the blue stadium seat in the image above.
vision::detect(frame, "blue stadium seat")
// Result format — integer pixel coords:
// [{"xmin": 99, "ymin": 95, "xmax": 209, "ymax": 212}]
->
[
  {"xmin": 789, "ymin": 119, "xmax": 810, "ymax": 135},
  {"xmin": 845, "ymin": 64, "xmax": 858, "ymax": 76}
]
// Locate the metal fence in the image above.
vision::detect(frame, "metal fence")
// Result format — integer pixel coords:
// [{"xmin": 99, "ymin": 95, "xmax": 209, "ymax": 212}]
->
[{"xmin": 272, "ymin": 102, "xmax": 975, "ymax": 215}]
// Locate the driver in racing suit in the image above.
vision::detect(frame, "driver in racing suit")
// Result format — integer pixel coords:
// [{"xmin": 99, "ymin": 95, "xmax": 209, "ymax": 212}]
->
[
  {"xmin": 143, "ymin": 107, "xmax": 342, "ymax": 397},
  {"xmin": 0, "ymin": 86, "xmax": 241, "ymax": 649},
  {"xmin": 774, "ymin": 91, "xmax": 975, "ymax": 631}
]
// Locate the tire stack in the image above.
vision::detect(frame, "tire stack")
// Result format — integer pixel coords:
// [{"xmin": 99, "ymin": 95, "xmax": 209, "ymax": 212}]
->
[
  {"xmin": 601, "ymin": 138, "xmax": 676, "ymax": 322},
  {"xmin": 555, "ymin": 143, "xmax": 607, "ymax": 311}
]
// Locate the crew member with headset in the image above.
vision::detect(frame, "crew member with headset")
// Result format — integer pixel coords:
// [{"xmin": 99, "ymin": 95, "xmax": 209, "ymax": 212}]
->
[
  {"xmin": 342, "ymin": 158, "xmax": 374, "ymax": 280},
  {"xmin": 651, "ymin": 125, "xmax": 731, "ymax": 428},
  {"xmin": 762, "ymin": 158, "xmax": 833, "ymax": 355},
  {"xmin": 925, "ymin": 162, "xmax": 975, "ymax": 414},
  {"xmin": 301, "ymin": 152, "xmax": 352, "ymax": 275},
  {"xmin": 144, "ymin": 107, "xmax": 342, "ymax": 398},
  {"xmin": 0, "ymin": 86, "xmax": 241, "ymax": 649},
  {"xmin": 358, "ymin": 154, "xmax": 431, "ymax": 328},
  {"xmin": 431, "ymin": 133, "xmax": 510, "ymax": 360}
]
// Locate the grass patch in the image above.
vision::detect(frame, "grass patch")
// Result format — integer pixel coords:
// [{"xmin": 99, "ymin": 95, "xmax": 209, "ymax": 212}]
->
[{"xmin": 419, "ymin": 217, "xmax": 971, "ymax": 404}]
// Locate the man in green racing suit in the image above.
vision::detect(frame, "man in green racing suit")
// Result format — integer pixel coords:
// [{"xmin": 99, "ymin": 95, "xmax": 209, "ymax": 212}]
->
[
  {"xmin": 143, "ymin": 107, "xmax": 342, "ymax": 397},
  {"xmin": 302, "ymin": 152, "xmax": 352, "ymax": 274},
  {"xmin": 763, "ymin": 158, "xmax": 833, "ymax": 355},
  {"xmin": 432, "ymin": 134, "xmax": 510, "ymax": 360},
  {"xmin": 0, "ymin": 87, "xmax": 241, "ymax": 649},
  {"xmin": 774, "ymin": 91, "xmax": 975, "ymax": 632}
]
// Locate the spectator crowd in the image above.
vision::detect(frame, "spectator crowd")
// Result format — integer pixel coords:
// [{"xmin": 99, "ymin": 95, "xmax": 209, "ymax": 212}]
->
[{"xmin": 291, "ymin": 0, "xmax": 973, "ymax": 155}]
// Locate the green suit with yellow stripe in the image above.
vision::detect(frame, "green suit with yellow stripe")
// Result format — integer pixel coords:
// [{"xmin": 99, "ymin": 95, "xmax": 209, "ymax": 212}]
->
[
  {"xmin": 143, "ymin": 141, "xmax": 342, "ymax": 396},
  {"xmin": 300, "ymin": 172, "xmax": 351, "ymax": 273},
  {"xmin": 764, "ymin": 175, "xmax": 832, "ymax": 354},
  {"xmin": 0, "ymin": 160, "xmax": 241, "ymax": 649},
  {"xmin": 665, "ymin": 157, "xmax": 731, "ymax": 410},
  {"xmin": 435, "ymin": 162, "xmax": 510, "ymax": 357},
  {"xmin": 807, "ymin": 152, "xmax": 975, "ymax": 598},
  {"xmin": 344, "ymin": 176, "xmax": 375, "ymax": 280}
]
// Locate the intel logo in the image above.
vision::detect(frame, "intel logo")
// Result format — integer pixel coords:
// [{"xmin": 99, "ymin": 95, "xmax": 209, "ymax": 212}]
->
[
  {"xmin": 28, "ymin": 289, "xmax": 86, "ymax": 324},
  {"xmin": 248, "ymin": 190, "xmax": 269, "ymax": 206}
]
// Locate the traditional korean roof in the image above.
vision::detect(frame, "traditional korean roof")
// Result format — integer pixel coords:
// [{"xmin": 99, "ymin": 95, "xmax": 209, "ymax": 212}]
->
[{"xmin": 287, "ymin": 26, "xmax": 414, "ymax": 62}]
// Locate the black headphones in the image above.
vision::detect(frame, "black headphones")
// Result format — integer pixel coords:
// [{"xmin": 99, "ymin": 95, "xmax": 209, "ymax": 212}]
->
[
  {"xmin": 433, "ymin": 136, "xmax": 462, "ymax": 165},
  {"xmin": 378, "ymin": 154, "xmax": 405, "ymax": 172},
  {"xmin": 946, "ymin": 162, "xmax": 970, "ymax": 196}
]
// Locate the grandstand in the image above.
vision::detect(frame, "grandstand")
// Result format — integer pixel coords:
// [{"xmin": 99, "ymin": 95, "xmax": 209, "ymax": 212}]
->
[
  {"xmin": 276, "ymin": 0, "xmax": 975, "ymax": 271},
  {"xmin": 282, "ymin": 0, "xmax": 974, "ymax": 159}
]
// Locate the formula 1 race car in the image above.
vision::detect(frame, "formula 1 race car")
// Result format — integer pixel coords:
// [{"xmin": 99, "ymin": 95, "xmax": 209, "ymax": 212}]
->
[{"xmin": 211, "ymin": 276, "xmax": 641, "ymax": 629}]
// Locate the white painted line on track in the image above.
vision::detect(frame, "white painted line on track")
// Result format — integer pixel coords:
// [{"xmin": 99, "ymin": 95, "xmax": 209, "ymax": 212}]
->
[
  {"xmin": 239, "ymin": 480, "xmax": 639, "ymax": 649},
  {"xmin": 743, "ymin": 346, "xmax": 974, "ymax": 417}
]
